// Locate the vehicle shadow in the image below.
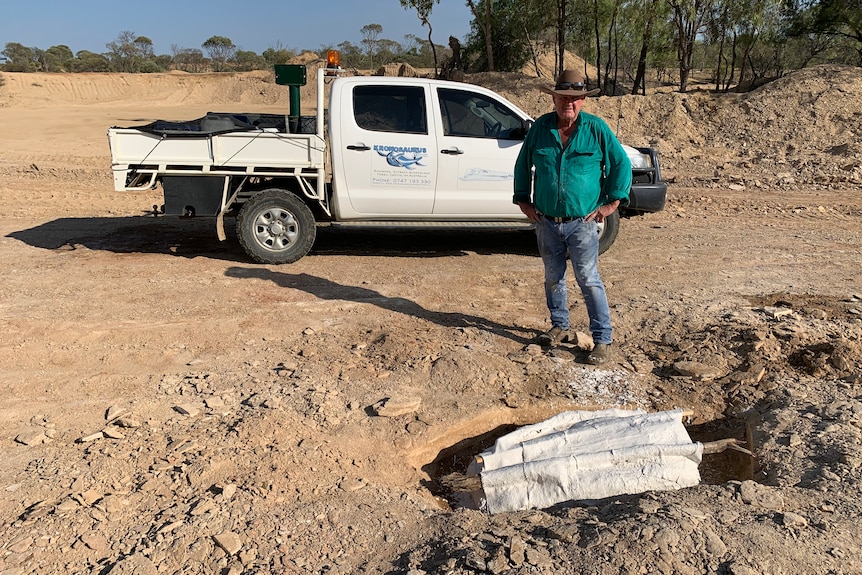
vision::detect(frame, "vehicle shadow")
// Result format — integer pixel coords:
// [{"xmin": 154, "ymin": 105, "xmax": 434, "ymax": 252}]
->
[
  {"xmin": 7, "ymin": 216, "xmax": 539, "ymax": 261},
  {"xmin": 224, "ymin": 267, "xmax": 535, "ymax": 346}
]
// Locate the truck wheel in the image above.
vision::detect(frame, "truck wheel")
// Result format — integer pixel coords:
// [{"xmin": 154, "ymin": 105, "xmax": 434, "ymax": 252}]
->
[
  {"xmin": 237, "ymin": 189, "xmax": 316, "ymax": 264},
  {"xmin": 597, "ymin": 210, "xmax": 620, "ymax": 255}
]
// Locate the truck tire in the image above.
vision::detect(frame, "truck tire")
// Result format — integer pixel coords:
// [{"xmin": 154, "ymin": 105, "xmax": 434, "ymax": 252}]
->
[
  {"xmin": 237, "ymin": 189, "xmax": 316, "ymax": 264},
  {"xmin": 597, "ymin": 210, "xmax": 620, "ymax": 255}
]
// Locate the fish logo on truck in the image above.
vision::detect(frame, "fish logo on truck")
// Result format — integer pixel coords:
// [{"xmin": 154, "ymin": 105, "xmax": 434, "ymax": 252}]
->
[
  {"xmin": 374, "ymin": 145, "xmax": 427, "ymax": 170},
  {"xmin": 371, "ymin": 144, "xmax": 432, "ymax": 188}
]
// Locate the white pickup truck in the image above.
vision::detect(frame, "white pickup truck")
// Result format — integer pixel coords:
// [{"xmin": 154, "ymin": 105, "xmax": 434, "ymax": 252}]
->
[{"xmin": 107, "ymin": 55, "xmax": 666, "ymax": 264}]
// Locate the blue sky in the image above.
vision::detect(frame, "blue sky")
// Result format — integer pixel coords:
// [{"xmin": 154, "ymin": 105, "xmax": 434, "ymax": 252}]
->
[{"xmin": 0, "ymin": 0, "xmax": 474, "ymax": 55}]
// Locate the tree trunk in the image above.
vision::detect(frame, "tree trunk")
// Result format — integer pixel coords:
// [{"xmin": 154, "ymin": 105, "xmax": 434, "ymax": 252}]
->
[
  {"xmin": 594, "ymin": 0, "xmax": 602, "ymax": 91},
  {"xmin": 466, "ymin": 0, "xmax": 495, "ymax": 71},
  {"xmin": 632, "ymin": 1, "xmax": 658, "ymax": 96},
  {"xmin": 423, "ymin": 18, "xmax": 439, "ymax": 75},
  {"xmin": 714, "ymin": 21, "xmax": 726, "ymax": 91},
  {"xmin": 556, "ymin": 0, "xmax": 566, "ymax": 78}
]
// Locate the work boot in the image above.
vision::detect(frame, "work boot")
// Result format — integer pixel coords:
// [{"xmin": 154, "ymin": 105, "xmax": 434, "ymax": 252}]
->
[
  {"xmin": 586, "ymin": 343, "xmax": 611, "ymax": 365},
  {"xmin": 535, "ymin": 326, "xmax": 569, "ymax": 346}
]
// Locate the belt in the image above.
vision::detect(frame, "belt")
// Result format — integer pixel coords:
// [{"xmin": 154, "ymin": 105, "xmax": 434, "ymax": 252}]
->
[{"xmin": 541, "ymin": 214, "xmax": 576, "ymax": 223}]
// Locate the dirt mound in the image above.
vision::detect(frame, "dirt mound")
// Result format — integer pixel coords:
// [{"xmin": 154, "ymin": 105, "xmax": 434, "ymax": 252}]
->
[
  {"xmin": 481, "ymin": 64, "xmax": 862, "ymax": 189},
  {"xmin": 0, "ymin": 70, "xmax": 295, "ymax": 109}
]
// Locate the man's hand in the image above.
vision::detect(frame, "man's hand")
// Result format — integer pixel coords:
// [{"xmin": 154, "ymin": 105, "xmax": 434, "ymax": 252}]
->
[
  {"xmin": 517, "ymin": 201, "xmax": 541, "ymax": 223},
  {"xmin": 587, "ymin": 200, "xmax": 620, "ymax": 223}
]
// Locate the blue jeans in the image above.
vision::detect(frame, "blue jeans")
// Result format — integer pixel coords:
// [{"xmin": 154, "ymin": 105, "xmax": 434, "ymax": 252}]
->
[{"xmin": 536, "ymin": 217, "xmax": 612, "ymax": 345}]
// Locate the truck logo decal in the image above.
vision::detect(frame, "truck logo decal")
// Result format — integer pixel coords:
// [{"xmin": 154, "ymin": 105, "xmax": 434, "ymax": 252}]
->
[
  {"xmin": 374, "ymin": 145, "xmax": 427, "ymax": 170},
  {"xmin": 460, "ymin": 168, "xmax": 514, "ymax": 181}
]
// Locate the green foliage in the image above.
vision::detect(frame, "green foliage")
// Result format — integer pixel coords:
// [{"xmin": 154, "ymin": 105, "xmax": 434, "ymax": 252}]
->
[
  {"xmin": 202, "ymin": 36, "xmax": 237, "ymax": 72},
  {"xmin": 465, "ymin": 0, "xmax": 534, "ymax": 72},
  {"xmin": 234, "ymin": 50, "xmax": 267, "ymax": 71},
  {"xmin": 173, "ymin": 48, "xmax": 207, "ymax": 73},
  {"xmin": 361, "ymin": 24, "xmax": 384, "ymax": 68},
  {"xmin": 1, "ymin": 9, "xmax": 858, "ymax": 94},
  {"xmin": 41, "ymin": 45, "xmax": 74, "ymax": 72},
  {"xmin": 2, "ymin": 42, "xmax": 39, "ymax": 72},
  {"xmin": 784, "ymin": 0, "xmax": 862, "ymax": 64},
  {"xmin": 262, "ymin": 46, "xmax": 296, "ymax": 66},
  {"xmin": 67, "ymin": 50, "xmax": 111, "ymax": 72}
]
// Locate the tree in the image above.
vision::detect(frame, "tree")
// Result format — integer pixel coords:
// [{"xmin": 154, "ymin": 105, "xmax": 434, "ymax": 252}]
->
[
  {"xmin": 554, "ymin": 0, "xmax": 568, "ymax": 78},
  {"xmin": 171, "ymin": 48, "xmax": 207, "ymax": 72},
  {"xmin": 68, "ymin": 50, "xmax": 111, "ymax": 72},
  {"xmin": 335, "ymin": 41, "xmax": 364, "ymax": 68},
  {"xmin": 785, "ymin": 0, "xmax": 862, "ymax": 62},
  {"xmin": 399, "ymin": 0, "xmax": 442, "ymax": 72},
  {"xmin": 106, "ymin": 31, "xmax": 145, "ymax": 72},
  {"xmin": 262, "ymin": 43, "xmax": 296, "ymax": 66},
  {"xmin": 42, "ymin": 45, "xmax": 74, "ymax": 72},
  {"xmin": 135, "ymin": 36, "xmax": 154, "ymax": 61},
  {"xmin": 234, "ymin": 50, "xmax": 266, "ymax": 71},
  {"xmin": 360, "ymin": 24, "xmax": 384, "ymax": 68},
  {"xmin": 667, "ymin": 0, "xmax": 714, "ymax": 91},
  {"xmin": 631, "ymin": 0, "xmax": 670, "ymax": 94},
  {"xmin": 202, "ymin": 35, "xmax": 236, "ymax": 72},
  {"xmin": 467, "ymin": 0, "xmax": 496, "ymax": 70},
  {"xmin": 2, "ymin": 42, "xmax": 39, "ymax": 72}
]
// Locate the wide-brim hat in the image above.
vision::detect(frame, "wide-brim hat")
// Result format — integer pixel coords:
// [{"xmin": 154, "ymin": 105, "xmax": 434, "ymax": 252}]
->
[{"xmin": 541, "ymin": 70, "xmax": 601, "ymax": 97}]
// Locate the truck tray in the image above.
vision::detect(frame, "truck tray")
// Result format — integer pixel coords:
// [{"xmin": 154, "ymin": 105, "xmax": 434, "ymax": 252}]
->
[{"xmin": 108, "ymin": 113, "xmax": 324, "ymax": 191}]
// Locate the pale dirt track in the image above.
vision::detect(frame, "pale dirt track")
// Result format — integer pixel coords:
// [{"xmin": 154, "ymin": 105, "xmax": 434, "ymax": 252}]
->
[{"xmin": 0, "ymin": 67, "xmax": 861, "ymax": 574}]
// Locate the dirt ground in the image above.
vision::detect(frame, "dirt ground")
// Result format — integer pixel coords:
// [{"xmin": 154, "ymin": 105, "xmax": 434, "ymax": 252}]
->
[{"xmin": 0, "ymin": 60, "xmax": 861, "ymax": 575}]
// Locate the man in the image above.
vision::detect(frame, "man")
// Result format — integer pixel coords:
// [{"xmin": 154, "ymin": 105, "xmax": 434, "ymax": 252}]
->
[{"xmin": 513, "ymin": 70, "xmax": 632, "ymax": 365}]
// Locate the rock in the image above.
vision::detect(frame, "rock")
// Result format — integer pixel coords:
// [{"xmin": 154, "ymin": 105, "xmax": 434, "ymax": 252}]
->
[
  {"xmin": 763, "ymin": 306, "xmax": 793, "ymax": 318},
  {"xmin": 15, "ymin": 428, "xmax": 48, "ymax": 446},
  {"xmin": 702, "ymin": 529, "xmax": 727, "ymax": 556},
  {"xmin": 509, "ymin": 535, "xmax": 526, "ymax": 566},
  {"xmin": 7, "ymin": 536, "xmax": 33, "ymax": 554},
  {"xmin": 105, "ymin": 405, "xmax": 127, "ymax": 421},
  {"xmin": 174, "ymin": 403, "xmax": 201, "ymax": 417},
  {"xmin": 373, "ymin": 395, "xmax": 421, "ymax": 417},
  {"xmin": 113, "ymin": 417, "xmax": 140, "ymax": 428},
  {"xmin": 102, "ymin": 426, "xmax": 125, "ymax": 439},
  {"xmin": 79, "ymin": 432, "xmax": 104, "ymax": 443},
  {"xmin": 213, "ymin": 532, "xmax": 242, "ymax": 555},
  {"xmin": 571, "ymin": 331, "xmax": 594, "ymax": 350},
  {"xmin": 109, "ymin": 553, "xmax": 158, "ymax": 575},
  {"xmin": 673, "ymin": 361, "xmax": 725, "ymax": 380},
  {"xmin": 654, "ymin": 527, "xmax": 681, "ymax": 550},
  {"xmin": 487, "ymin": 545, "xmax": 509, "ymax": 573},
  {"xmin": 525, "ymin": 546, "xmax": 553, "ymax": 569},
  {"xmin": 779, "ymin": 511, "xmax": 808, "ymax": 527},
  {"xmin": 508, "ymin": 351, "xmax": 534, "ymax": 364},
  {"xmin": 221, "ymin": 483, "xmax": 238, "ymax": 501},
  {"xmin": 80, "ymin": 532, "xmax": 109, "ymax": 553},
  {"xmin": 738, "ymin": 480, "xmax": 785, "ymax": 510},
  {"xmin": 339, "ymin": 478, "xmax": 367, "ymax": 492}
]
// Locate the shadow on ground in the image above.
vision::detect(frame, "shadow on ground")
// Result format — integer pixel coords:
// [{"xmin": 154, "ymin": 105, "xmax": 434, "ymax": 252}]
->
[{"xmin": 7, "ymin": 217, "xmax": 539, "ymax": 262}]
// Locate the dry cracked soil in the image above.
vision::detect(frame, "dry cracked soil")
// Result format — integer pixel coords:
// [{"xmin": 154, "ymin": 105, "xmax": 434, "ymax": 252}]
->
[{"xmin": 0, "ymin": 60, "xmax": 861, "ymax": 575}]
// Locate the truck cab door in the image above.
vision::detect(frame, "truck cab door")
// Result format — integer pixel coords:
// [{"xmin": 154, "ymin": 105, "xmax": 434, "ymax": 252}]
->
[
  {"xmin": 335, "ymin": 83, "xmax": 436, "ymax": 215},
  {"xmin": 433, "ymin": 87, "xmax": 527, "ymax": 218}
]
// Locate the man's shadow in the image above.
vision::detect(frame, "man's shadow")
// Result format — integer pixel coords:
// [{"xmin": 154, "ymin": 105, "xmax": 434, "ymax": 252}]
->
[{"xmin": 225, "ymin": 267, "xmax": 534, "ymax": 346}]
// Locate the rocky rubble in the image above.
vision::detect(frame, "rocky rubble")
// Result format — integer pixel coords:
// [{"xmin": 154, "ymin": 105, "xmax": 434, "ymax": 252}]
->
[{"xmin": 2, "ymin": 287, "xmax": 860, "ymax": 574}]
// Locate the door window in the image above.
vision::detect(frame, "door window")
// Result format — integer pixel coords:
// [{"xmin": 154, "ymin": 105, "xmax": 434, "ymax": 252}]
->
[
  {"xmin": 353, "ymin": 85, "xmax": 427, "ymax": 134},
  {"xmin": 438, "ymin": 88, "xmax": 526, "ymax": 140}
]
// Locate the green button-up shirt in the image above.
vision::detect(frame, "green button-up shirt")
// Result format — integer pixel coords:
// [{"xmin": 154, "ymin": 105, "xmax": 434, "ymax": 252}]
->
[{"xmin": 513, "ymin": 111, "xmax": 632, "ymax": 218}]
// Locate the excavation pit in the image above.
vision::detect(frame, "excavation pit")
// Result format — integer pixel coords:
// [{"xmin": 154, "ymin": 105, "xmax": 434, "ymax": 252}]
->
[{"xmin": 413, "ymin": 408, "xmax": 758, "ymax": 510}]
